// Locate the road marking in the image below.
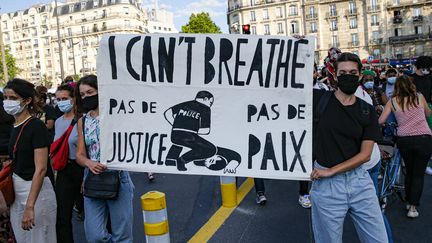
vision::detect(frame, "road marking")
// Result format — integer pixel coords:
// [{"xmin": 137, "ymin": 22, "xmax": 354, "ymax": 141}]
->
[{"xmin": 188, "ymin": 178, "xmax": 254, "ymax": 243}]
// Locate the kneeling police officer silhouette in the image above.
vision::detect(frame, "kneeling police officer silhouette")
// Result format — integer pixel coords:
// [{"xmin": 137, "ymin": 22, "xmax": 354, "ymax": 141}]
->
[{"xmin": 164, "ymin": 91, "xmax": 240, "ymax": 172}]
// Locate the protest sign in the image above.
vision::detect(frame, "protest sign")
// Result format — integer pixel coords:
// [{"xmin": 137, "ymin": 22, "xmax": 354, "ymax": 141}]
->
[{"xmin": 97, "ymin": 34, "xmax": 314, "ymax": 180}]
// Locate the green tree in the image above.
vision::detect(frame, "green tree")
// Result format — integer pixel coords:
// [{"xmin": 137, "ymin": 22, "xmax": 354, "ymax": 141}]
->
[
  {"xmin": 181, "ymin": 12, "xmax": 222, "ymax": 34},
  {"xmin": 0, "ymin": 47, "xmax": 20, "ymax": 85}
]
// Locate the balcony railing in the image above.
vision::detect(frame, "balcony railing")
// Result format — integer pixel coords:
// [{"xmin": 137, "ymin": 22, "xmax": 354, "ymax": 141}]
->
[
  {"xmin": 389, "ymin": 33, "xmax": 431, "ymax": 44},
  {"xmin": 367, "ymin": 5, "xmax": 381, "ymax": 12},
  {"xmin": 413, "ymin": 15, "xmax": 423, "ymax": 23},
  {"xmin": 348, "ymin": 41, "xmax": 359, "ymax": 47},
  {"xmin": 369, "ymin": 38, "xmax": 383, "ymax": 44},
  {"xmin": 306, "ymin": 13, "xmax": 318, "ymax": 19},
  {"xmin": 393, "ymin": 15, "xmax": 403, "ymax": 24},
  {"xmin": 326, "ymin": 11, "xmax": 338, "ymax": 19},
  {"xmin": 345, "ymin": 9, "xmax": 358, "ymax": 16},
  {"xmin": 330, "ymin": 27, "xmax": 338, "ymax": 31},
  {"xmin": 328, "ymin": 42, "xmax": 340, "ymax": 48},
  {"xmin": 371, "ymin": 22, "xmax": 380, "ymax": 26}
]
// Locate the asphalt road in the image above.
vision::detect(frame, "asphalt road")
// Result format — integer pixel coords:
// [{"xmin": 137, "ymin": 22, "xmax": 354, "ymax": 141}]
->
[{"xmin": 72, "ymin": 173, "xmax": 432, "ymax": 243}]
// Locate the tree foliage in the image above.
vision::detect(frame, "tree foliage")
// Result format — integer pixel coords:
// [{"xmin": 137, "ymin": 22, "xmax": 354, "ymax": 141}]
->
[
  {"xmin": 0, "ymin": 47, "xmax": 20, "ymax": 84},
  {"xmin": 181, "ymin": 12, "xmax": 222, "ymax": 34}
]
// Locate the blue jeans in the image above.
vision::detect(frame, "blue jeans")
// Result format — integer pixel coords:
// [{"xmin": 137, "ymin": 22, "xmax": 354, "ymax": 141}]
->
[
  {"xmin": 84, "ymin": 171, "xmax": 134, "ymax": 243},
  {"xmin": 311, "ymin": 163, "xmax": 388, "ymax": 243},
  {"xmin": 367, "ymin": 161, "xmax": 394, "ymax": 243}
]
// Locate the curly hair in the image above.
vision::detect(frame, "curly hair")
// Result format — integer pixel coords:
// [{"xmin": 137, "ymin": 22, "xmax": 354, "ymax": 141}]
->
[{"xmin": 393, "ymin": 75, "xmax": 418, "ymax": 112}]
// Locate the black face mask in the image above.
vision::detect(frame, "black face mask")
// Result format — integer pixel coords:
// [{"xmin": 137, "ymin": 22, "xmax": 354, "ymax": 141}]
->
[
  {"xmin": 337, "ymin": 74, "xmax": 359, "ymax": 95},
  {"xmin": 82, "ymin": 94, "xmax": 99, "ymax": 111}
]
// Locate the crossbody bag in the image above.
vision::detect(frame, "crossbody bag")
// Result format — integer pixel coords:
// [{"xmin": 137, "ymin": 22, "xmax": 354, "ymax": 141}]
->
[{"xmin": 82, "ymin": 115, "xmax": 120, "ymax": 200}]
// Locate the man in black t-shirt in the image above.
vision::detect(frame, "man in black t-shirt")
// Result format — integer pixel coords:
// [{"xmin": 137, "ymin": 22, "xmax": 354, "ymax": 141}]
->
[
  {"xmin": 164, "ymin": 91, "xmax": 217, "ymax": 171},
  {"xmin": 310, "ymin": 53, "xmax": 388, "ymax": 243}
]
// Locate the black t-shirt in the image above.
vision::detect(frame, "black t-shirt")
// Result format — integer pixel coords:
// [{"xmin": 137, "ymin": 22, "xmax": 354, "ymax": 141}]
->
[
  {"xmin": 0, "ymin": 122, "xmax": 13, "ymax": 156},
  {"xmin": 313, "ymin": 90, "xmax": 382, "ymax": 168},
  {"xmin": 42, "ymin": 105, "xmax": 58, "ymax": 123},
  {"xmin": 171, "ymin": 100, "xmax": 211, "ymax": 133},
  {"xmin": 412, "ymin": 74, "xmax": 432, "ymax": 103},
  {"xmin": 8, "ymin": 118, "xmax": 54, "ymax": 181}
]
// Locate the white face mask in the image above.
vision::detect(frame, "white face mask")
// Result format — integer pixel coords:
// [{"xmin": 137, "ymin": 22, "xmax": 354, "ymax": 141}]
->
[
  {"xmin": 3, "ymin": 100, "xmax": 25, "ymax": 116},
  {"xmin": 421, "ymin": 69, "xmax": 430, "ymax": 75}
]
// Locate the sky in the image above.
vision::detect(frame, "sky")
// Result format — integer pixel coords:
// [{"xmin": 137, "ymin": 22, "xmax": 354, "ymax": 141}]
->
[{"xmin": 0, "ymin": 0, "xmax": 229, "ymax": 33}]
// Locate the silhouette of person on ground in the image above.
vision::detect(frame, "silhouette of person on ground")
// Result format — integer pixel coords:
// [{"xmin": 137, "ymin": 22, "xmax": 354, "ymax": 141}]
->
[{"xmin": 164, "ymin": 91, "xmax": 217, "ymax": 171}]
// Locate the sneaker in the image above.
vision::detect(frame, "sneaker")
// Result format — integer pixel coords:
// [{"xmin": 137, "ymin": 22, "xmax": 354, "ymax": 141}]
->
[
  {"xmin": 406, "ymin": 204, "xmax": 411, "ymax": 210},
  {"xmin": 298, "ymin": 194, "xmax": 312, "ymax": 209},
  {"xmin": 255, "ymin": 193, "xmax": 267, "ymax": 205},
  {"xmin": 425, "ymin": 167, "xmax": 432, "ymax": 175},
  {"xmin": 147, "ymin": 173, "xmax": 155, "ymax": 182},
  {"xmin": 407, "ymin": 207, "xmax": 419, "ymax": 218}
]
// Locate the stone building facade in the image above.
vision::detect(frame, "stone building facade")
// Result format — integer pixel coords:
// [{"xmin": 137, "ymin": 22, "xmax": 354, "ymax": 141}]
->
[{"xmin": 227, "ymin": 0, "xmax": 432, "ymax": 63}]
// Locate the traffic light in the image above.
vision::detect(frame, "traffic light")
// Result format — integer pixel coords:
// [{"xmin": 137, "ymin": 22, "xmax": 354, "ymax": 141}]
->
[{"xmin": 242, "ymin": 24, "xmax": 251, "ymax": 35}]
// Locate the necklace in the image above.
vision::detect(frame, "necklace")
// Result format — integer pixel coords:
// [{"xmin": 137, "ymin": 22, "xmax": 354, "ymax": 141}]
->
[{"xmin": 14, "ymin": 115, "xmax": 32, "ymax": 128}]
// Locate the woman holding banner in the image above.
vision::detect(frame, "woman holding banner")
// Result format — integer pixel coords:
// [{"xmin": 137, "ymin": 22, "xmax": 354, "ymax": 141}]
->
[
  {"xmin": 75, "ymin": 75, "xmax": 134, "ymax": 242},
  {"xmin": 311, "ymin": 53, "xmax": 387, "ymax": 243}
]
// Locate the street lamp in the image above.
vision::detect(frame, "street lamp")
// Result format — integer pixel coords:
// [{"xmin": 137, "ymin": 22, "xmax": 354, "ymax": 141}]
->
[
  {"xmin": 0, "ymin": 7, "xmax": 9, "ymax": 82},
  {"xmin": 54, "ymin": 0, "xmax": 65, "ymax": 81}
]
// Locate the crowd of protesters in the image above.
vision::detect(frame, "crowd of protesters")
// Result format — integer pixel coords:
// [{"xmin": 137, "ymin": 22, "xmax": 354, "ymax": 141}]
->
[{"xmin": 0, "ymin": 49, "xmax": 431, "ymax": 243}]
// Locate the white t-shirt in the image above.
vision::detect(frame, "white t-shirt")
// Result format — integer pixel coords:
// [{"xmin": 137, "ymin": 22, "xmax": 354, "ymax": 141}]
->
[{"xmin": 355, "ymin": 86, "xmax": 381, "ymax": 170}]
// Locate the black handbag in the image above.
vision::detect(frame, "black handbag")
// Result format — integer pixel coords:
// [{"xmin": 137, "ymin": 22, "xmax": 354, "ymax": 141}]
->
[{"xmin": 81, "ymin": 115, "xmax": 120, "ymax": 199}]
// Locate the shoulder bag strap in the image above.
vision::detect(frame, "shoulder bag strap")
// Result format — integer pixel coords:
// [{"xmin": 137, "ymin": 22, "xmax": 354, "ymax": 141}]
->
[
  {"xmin": 13, "ymin": 117, "xmax": 34, "ymax": 160},
  {"xmin": 82, "ymin": 115, "xmax": 89, "ymax": 158}
]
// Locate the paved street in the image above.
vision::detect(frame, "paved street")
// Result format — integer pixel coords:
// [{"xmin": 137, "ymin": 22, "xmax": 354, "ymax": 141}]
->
[{"xmin": 73, "ymin": 173, "xmax": 432, "ymax": 243}]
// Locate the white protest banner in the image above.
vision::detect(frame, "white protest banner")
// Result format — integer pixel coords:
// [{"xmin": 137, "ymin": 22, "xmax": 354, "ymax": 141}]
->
[{"xmin": 97, "ymin": 34, "xmax": 314, "ymax": 180}]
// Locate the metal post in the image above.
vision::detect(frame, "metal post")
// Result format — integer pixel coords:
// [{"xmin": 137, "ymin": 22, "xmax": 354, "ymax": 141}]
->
[
  {"xmin": 141, "ymin": 191, "xmax": 170, "ymax": 243},
  {"xmin": 54, "ymin": 0, "xmax": 65, "ymax": 81},
  {"xmin": 0, "ymin": 12, "xmax": 8, "ymax": 82}
]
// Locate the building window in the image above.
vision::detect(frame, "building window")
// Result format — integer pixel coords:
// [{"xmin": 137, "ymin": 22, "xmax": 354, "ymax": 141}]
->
[
  {"xmin": 373, "ymin": 48, "xmax": 380, "ymax": 57},
  {"xmin": 67, "ymin": 28, "xmax": 72, "ymax": 36},
  {"xmin": 330, "ymin": 4, "xmax": 337, "ymax": 16},
  {"xmin": 251, "ymin": 26, "xmax": 257, "ymax": 35},
  {"xmin": 351, "ymin": 33, "xmax": 358, "ymax": 45},
  {"xmin": 371, "ymin": 0, "xmax": 378, "ymax": 8},
  {"xmin": 309, "ymin": 6, "xmax": 315, "ymax": 16},
  {"xmin": 350, "ymin": 18, "xmax": 357, "ymax": 29},
  {"xmin": 310, "ymin": 22, "xmax": 317, "ymax": 33},
  {"xmin": 276, "ymin": 7, "xmax": 283, "ymax": 18},
  {"xmin": 372, "ymin": 31, "xmax": 380, "ymax": 40},
  {"xmin": 415, "ymin": 26, "xmax": 422, "ymax": 34},
  {"xmin": 291, "ymin": 21, "xmax": 298, "ymax": 34},
  {"xmin": 277, "ymin": 23, "xmax": 284, "ymax": 34},
  {"xmin": 93, "ymin": 0, "xmax": 99, "ymax": 7},
  {"xmin": 331, "ymin": 20, "xmax": 337, "ymax": 30},
  {"xmin": 264, "ymin": 24, "xmax": 270, "ymax": 35},
  {"xmin": 349, "ymin": 1, "xmax": 356, "ymax": 14},
  {"xmin": 395, "ymin": 28, "xmax": 402, "ymax": 36},
  {"xmin": 250, "ymin": 11, "xmax": 256, "ymax": 21},
  {"xmin": 332, "ymin": 35, "xmax": 339, "ymax": 47},
  {"xmin": 263, "ymin": 9, "xmax": 269, "ymax": 20},
  {"xmin": 371, "ymin": 15, "xmax": 379, "ymax": 26},
  {"xmin": 82, "ymin": 26, "xmax": 86, "ymax": 34},
  {"xmin": 413, "ymin": 8, "xmax": 421, "ymax": 17},
  {"xmin": 289, "ymin": 5, "xmax": 298, "ymax": 16}
]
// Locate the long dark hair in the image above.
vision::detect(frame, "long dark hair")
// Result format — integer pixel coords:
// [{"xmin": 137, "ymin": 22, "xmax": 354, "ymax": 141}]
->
[
  {"xmin": 0, "ymin": 93, "xmax": 15, "ymax": 124},
  {"xmin": 4, "ymin": 78, "xmax": 41, "ymax": 114},
  {"xmin": 75, "ymin": 75, "xmax": 98, "ymax": 113},
  {"xmin": 393, "ymin": 75, "xmax": 418, "ymax": 112}
]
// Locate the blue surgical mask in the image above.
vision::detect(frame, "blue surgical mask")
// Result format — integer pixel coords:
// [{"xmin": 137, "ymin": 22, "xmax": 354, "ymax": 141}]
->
[
  {"xmin": 57, "ymin": 100, "xmax": 73, "ymax": 113},
  {"xmin": 364, "ymin": 81, "xmax": 374, "ymax": 90},
  {"xmin": 387, "ymin": 77, "xmax": 396, "ymax": 84}
]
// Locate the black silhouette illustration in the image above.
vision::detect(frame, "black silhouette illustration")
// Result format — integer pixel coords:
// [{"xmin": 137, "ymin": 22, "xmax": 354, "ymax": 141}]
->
[{"xmin": 164, "ymin": 91, "xmax": 241, "ymax": 173}]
